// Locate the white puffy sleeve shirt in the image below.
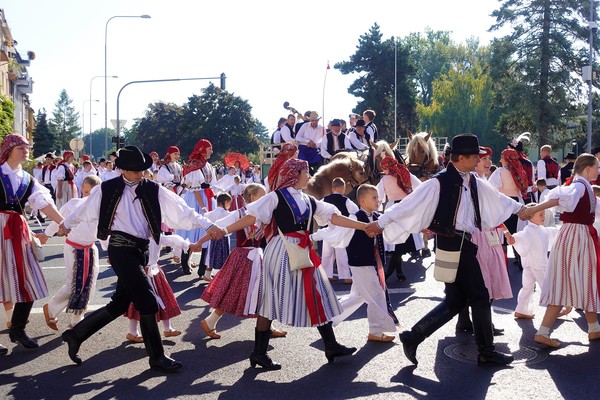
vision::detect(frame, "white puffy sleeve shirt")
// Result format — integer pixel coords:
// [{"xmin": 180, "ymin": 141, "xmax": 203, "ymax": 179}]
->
[{"xmin": 1, "ymin": 163, "xmax": 53, "ymax": 211}]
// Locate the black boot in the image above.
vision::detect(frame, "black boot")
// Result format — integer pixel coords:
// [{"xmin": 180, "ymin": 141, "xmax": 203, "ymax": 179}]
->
[
  {"xmin": 317, "ymin": 322, "xmax": 356, "ymax": 363},
  {"xmin": 455, "ymin": 306, "xmax": 473, "ymax": 334},
  {"xmin": 139, "ymin": 314, "xmax": 182, "ymax": 372},
  {"xmin": 9, "ymin": 302, "xmax": 38, "ymax": 349},
  {"xmin": 386, "ymin": 249, "xmax": 405, "ymax": 281},
  {"xmin": 180, "ymin": 249, "xmax": 192, "ymax": 275},
  {"xmin": 197, "ymin": 250, "xmax": 208, "ymax": 278},
  {"xmin": 471, "ymin": 303, "xmax": 513, "ymax": 366},
  {"xmin": 0, "ymin": 343, "xmax": 7, "ymax": 355},
  {"xmin": 400, "ymin": 302, "xmax": 456, "ymax": 365},
  {"xmin": 62, "ymin": 307, "xmax": 115, "ymax": 364},
  {"xmin": 249, "ymin": 328, "xmax": 281, "ymax": 370}
]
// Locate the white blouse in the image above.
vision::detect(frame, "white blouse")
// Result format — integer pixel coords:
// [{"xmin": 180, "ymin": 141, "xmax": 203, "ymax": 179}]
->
[{"xmin": 1, "ymin": 163, "xmax": 53, "ymax": 211}]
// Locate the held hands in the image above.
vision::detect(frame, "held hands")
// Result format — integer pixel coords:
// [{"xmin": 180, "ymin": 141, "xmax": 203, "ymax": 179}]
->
[
  {"xmin": 517, "ymin": 207, "xmax": 534, "ymax": 221},
  {"xmin": 35, "ymin": 233, "xmax": 49, "ymax": 245},
  {"xmin": 57, "ymin": 222, "xmax": 70, "ymax": 237},
  {"xmin": 189, "ymin": 241, "xmax": 203, "ymax": 252},
  {"xmin": 364, "ymin": 221, "xmax": 383, "ymax": 238},
  {"xmin": 504, "ymin": 231, "xmax": 515, "ymax": 245},
  {"xmin": 207, "ymin": 226, "xmax": 225, "ymax": 240}
]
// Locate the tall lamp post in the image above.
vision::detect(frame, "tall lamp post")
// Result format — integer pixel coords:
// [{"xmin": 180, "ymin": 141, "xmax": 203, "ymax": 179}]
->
[
  {"xmin": 104, "ymin": 14, "xmax": 151, "ymax": 156},
  {"xmin": 82, "ymin": 98, "xmax": 99, "ymax": 142},
  {"xmin": 587, "ymin": 1, "xmax": 597, "ymax": 152},
  {"xmin": 115, "ymin": 76, "xmax": 225, "ymax": 144},
  {"xmin": 90, "ymin": 75, "xmax": 117, "ymax": 158}
]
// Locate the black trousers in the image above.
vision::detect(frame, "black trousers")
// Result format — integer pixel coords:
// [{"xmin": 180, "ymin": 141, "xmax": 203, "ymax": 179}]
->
[
  {"xmin": 105, "ymin": 231, "xmax": 158, "ymax": 317},
  {"xmin": 415, "ymin": 236, "xmax": 495, "ymax": 354}
]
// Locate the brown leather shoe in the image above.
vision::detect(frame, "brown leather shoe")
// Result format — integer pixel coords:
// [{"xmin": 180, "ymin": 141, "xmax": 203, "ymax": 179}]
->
[
  {"xmin": 164, "ymin": 329, "xmax": 182, "ymax": 337},
  {"xmin": 514, "ymin": 312, "xmax": 535, "ymax": 319},
  {"xmin": 270, "ymin": 329, "xmax": 287, "ymax": 338},
  {"xmin": 343, "ymin": 279, "xmax": 353, "ymax": 284},
  {"xmin": 534, "ymin": 334, "xmax": 560, "ymax": 348},
  {"xmin": 43, "ymin": 304, "xmax": 58, "ymax": 331},
  {"xmin": 200, "ymin": 319, "xmax": 221, "ymax": 339},
  {"xmin": 367, "ymin": 333, "xmax": 395, "ymax": 343},
  {"xmin": 125, "ymin": 333, "xmax": 144, "ymax": 343},
  {"xmin": 589, "ymin": 331, "xmax": 600, "ymax": 341}
]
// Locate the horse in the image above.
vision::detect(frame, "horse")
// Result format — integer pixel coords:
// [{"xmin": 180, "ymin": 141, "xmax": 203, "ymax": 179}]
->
[
  {"xmin": 405, "ymin": 131, "xmax": 441, "ymax": 181},
  {"xmin": 304, "ymin": 156, "xmax": 368, "ymax": 200}
]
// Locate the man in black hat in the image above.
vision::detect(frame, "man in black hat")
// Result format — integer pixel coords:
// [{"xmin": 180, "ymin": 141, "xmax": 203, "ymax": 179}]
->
[
  {"xmin": 320, "ymin": 119, "xmax": 351, "ymax": 161},
  {"xmin": 560, "ymin": 152, "xmax": 576, "ymax": 185},
  {"xmin": 348, "ymin": 119, "xmax": 370, "ymax": 151},
  {"xmin": 58, "ymin": 146, "xmax": 224, "ymax": 373},
  {"xmin": 365, "ymin": 134, "xmax": 527, "ymax": 367}
]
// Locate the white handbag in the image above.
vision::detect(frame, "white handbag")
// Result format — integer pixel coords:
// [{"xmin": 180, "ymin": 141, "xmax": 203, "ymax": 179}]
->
[
  {"xmin": 30, "ymin": 234, "xmax": 45, "ymax": 262},
  {"xmin": 433, "ymin": 232, "xmax": 465, "ymax": 283},
  {"xmin": 278, "ymin": 200, "xmax": 314, "ymax": 271}
]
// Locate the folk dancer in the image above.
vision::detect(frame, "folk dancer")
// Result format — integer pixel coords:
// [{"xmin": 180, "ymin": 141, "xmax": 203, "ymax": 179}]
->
[
  {"xmin": 537, "ymin": 145, "xmax": 560, "ymax": 190},
  {"xmin": 53, "ymin": 150, "xmax": 77, "ymax": 209},
  {"xmin": 58, "ymin": 145, "xmax": 225, "ymax": 372},
  {"xmin": 296, "ymin": 111, "xmax": 324, "ymax": 175}
]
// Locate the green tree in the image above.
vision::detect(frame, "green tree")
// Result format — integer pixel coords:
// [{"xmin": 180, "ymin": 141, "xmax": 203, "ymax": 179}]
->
[
  {"xmin": 81, "ymin": 128, "xmax": 116, "ymax": 160},
  {"xmin": 48, "ymin": 89, "xmax": 80, "ymax": 152},
  {"xmin": 0, "ymin": 94, "xmax": 15, "ymax": 140},
  {"xmin": 32, "ymin": 109, "xmax": 55, "ymax": 157},
  {"xmin": 335, "ymin": 23, "xmax": 417, "ymax": 140},
  {"xmin": 181, "ymin": 84, "xmax": 258, "ymax": 160},
  {"xmin": 253, "ymin": 119, "xmax": 269, "ymax": 143},
  {"xmin": 490, "ymin": 0, "xmax": 597, "ymax": 147},
  {"xmin": 406, "ymin": 29, "xmax": 453, "ymax": 107},
  {"xmin": 128, "ymin": 102, "xmax": 184, "ymax": 156}
]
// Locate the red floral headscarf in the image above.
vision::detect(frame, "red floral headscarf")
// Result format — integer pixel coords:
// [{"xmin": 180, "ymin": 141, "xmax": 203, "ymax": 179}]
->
[
  {"xmin": 274, "ymin": 158, "xmax": 308, "ymax": 191},
  {"xmin": 183, "ymin": 139, "xmax": 212, "ymax": 176},
  {"xmin": 479, "ymin": 147, "xmax": 492, "ymax": 158},
  {"xmin": 381, "ymin": 156, "xmax": 413, "ymax": 194},
  {"xmin": 268, "ymin": 142, "xmax": 298, "ymax": 190},
  {"xmin": 501, "ymin": 148, "xmax": 528, "ymax": 199},
  {"xmin": 0, "ymin": 134, "xmax": 29, "ymax": 164},
  {"xmin": 163, "ymin": 145, "xmax": 180, "ymax": 164}
]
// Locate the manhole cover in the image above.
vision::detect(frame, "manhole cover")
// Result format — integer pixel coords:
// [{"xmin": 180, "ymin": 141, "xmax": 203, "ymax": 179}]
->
[{"xmin": 443, "ymin": 342, "xmax": 548, "ymax": 365}]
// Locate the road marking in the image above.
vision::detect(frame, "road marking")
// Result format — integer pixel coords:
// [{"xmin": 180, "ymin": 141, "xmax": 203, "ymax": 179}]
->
[
  {"xmin": 335, "ymin": 287, "xmax": 416, "ymax": 296},
  {"xmin": 42, "ymin": 264, "xmax": 111, "ymax": 270}
]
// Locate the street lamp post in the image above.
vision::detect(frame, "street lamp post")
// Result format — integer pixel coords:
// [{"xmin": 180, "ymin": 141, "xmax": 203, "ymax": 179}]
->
[
  {"xmin": 90, "ymin": 75, "xmax": 117, "ymax": 158},
  {"xmin": 115, "ymin": 76, "xmax": 224, "ymax": 144},
  {"xmin": 587, "ymin": 1, "xmax": 597, "ymax": 152},
  {"xmin": 82, "ymin": 98, "xmax": 99, "ymax": 141},
  {"xmin": 104, "ymin": 14, "xmax": 150, "ymax": 157}
]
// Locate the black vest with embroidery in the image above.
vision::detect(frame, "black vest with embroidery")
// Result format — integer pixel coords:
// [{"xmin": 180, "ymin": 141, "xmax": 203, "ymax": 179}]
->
[
  {"xmin": 0, "ymin": 173, "xmax": 34, "ymax": 214},
  {"xmin": 347, "ymin": 210, "xmax": 385, "ymax": 266},
  {"xmin": 273, "ymin": 190, "xmax": 316, "ymax": 233},
  {"xmin": 97, "ymin": 177, "xmax": 162, "ymax": 244},
  {"xmin": 326, "ymin": 132, "xmax": 347, "ymax": 156},
  {"xmin": 61, "ymin": 163, "xmax": 74, "ymax": 181},
  {"xmin": 428, "ymin": 163, "xmax": 481, "ymax": 238},
  {"xmin": 323, "ymin": 193, "xmax": 350, "ymax": 217}
]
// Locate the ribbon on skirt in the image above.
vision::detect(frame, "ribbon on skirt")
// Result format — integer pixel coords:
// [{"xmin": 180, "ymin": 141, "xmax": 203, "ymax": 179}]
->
[
  {"xmin": 65, "ymin": 239, "xmax": 95, "ymax": 312},
  {"xmin": 374, "ymin": 245, "xmax": 399, "ymax": 325},
  {"xmin": 284, "ymin": 231, "xmax": 327, "ymax": 325},
  {"xmin": 588, "ymin": 225, "xmax": 600, "ymax": 295},
  {"xmin": 2, "ymin": 211, "xmax": 33, "ymax": 302}
]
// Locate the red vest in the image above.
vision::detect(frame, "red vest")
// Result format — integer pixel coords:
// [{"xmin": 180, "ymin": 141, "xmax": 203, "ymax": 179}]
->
[
  {"xmin": 542, "ymin": 156, "xmax": 560, "ymax": 179},
  {"xmin": 559, "ymin": 181, "xmax": 594, "ymax": 225}
]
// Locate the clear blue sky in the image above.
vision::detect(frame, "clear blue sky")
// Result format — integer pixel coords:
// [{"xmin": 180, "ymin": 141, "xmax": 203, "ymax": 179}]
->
[{"xmin": 3, "ymin": 0, "xmax": 500, "ymax": 156}]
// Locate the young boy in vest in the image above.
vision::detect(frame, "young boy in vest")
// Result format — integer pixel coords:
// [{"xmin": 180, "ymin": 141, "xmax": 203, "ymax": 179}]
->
[
  {"xmin": 313, "ymin": 184, "xmax": 398, "ymax": 342},
  {"xmin": 537, "ymin": 145, "xmax": 560, "ymax": 189},
  {"xmin": 321, "ymin": 177, "xmax": 358, "ymax": 282}
]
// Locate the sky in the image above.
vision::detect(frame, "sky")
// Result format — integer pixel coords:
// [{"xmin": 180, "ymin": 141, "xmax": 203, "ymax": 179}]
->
[{"xmin": 2, "ymin": 0, "xmax": 502, "ymax": 157}]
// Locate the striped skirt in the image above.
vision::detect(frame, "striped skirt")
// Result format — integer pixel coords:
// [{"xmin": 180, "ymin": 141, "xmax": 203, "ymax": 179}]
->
[
  {"xmin": 0, "ymin": 213, "xmax": 48, "ymax": 302},
  {"xmin": 258, "ymin": 235, "xmax": 342, "ymax": 327},
  {"xmin": 175, "ymin": 189, "xmax": 215, "ymax": 247},
  {"xmin": 540, "ymin": 223, "xmax": 599, "ymax": 312}
]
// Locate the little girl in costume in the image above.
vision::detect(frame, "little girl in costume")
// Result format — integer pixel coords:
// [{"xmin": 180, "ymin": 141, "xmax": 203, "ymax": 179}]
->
[{"xmin": 201, "ymin": 193, "xmax": 232, "ymax": 282}]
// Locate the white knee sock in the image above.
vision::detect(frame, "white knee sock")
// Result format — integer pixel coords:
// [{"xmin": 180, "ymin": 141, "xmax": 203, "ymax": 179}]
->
[
  {"xmin": 205, "ymin": 310, "xmax": 222, "ymax": 330},
  {"xmin": 5, "ymin": 308, "xmax": 13, "ymax": 323},
  {"xmin": 162, "ymin": 319, "xmax": 173, "ymax": 331},
  {"xmin": 129, "ymin": 319, "xmax": 139, "ymax": 336},
  {"xmin": 70, "ymin": 313, "xmax": 83, "ymax": 326},
  {"xmin": 204, "ymin": 268, "xmax": 213, "ymax": 279},
  {"xmin": 536, "ymin": 326, "xmax": 551, "ymax": 337},
  {"xmin": 588, "ymin": 321, "xmax": 600, "ymax": 333}
]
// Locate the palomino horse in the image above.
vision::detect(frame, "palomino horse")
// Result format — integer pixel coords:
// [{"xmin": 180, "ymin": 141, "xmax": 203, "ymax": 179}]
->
[
  {"xmin": 304, "ymin": 156, "xmax": 368, "ymax": 200},
  {"xmin": 405, "ymin": 131, "xmax": 441, "ymax": 181}
]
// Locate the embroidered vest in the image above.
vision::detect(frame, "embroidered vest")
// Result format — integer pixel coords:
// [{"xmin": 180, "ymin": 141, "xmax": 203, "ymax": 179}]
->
[
  {"xmin": 347, "ymin": 210, "xmax": 385, "ymax": 266},
  {"xmin": 559, "ymin": 181, "xmax": 595, "ymax": 225},
  {"xmin": 326, "ymin": 132, "xmax": 347, "ymax": 156},
  {"xmin": 273, "ymin": 189, "xmax": 316, "ymax": 233},
  {"xmin": 542, "ymin": 156, "xmax": 559, "ymax": 179},
  {"xmin": 428, "ymin": 163, "xmax": 481, "ymax": 238},
  {"xmin": 323, "ymin": 193, "xmax": 350, "ymax": 217},
  {"xmin": 42, "ymin": 165, "xmax": 55, "ymax": 182},
  {"xmin": 61, "ymin": 163, "xmax": 74, "ymax": 181},
  {"xmin": 97, "ymin": 177, "xmax": 162, "ymax": 244},
  {"xmin": 0, "ymin": 171, "xmax": 34, "ymax": 214}
]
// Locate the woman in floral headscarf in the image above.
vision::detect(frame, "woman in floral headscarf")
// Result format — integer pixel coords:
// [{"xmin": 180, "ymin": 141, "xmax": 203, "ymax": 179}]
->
[
  {"xmin": 265, "ymin": 142, "xmax": 298, "ymax": 191},
  {"xmin": 217, "ymin": 158, "xmax": 368, "ymax": 370},
  {"xmin": 378, "ymin": 156, "xmax": 423, "ymax": 282},
  {"xmin": 0, "ymin": 134, "xmax": 64, "ymax": 353},
  {"xmin": 175, "ymin": 139, "xmax": 216, "ymax": 275}
]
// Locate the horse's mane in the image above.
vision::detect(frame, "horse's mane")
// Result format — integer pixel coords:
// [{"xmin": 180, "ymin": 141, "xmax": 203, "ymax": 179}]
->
[
  {"xmin": 406, "ymin": 132, "xmax": 439, "ymax": 165},
  {"xmin": 373, "ymin": 140, "xmax": 394, "ymax": 159}
]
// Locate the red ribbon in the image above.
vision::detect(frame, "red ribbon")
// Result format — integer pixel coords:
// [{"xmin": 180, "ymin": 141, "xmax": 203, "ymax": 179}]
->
[
  {"xmin": 588, "ymin": 225, "xmax": 600, "ymax": 295},
  {"xmin": 66, "ymin": 239, "xmax": 93, "ymax": 295},
  {"xmin": 203, "ymin": 188, "xmax": 215, "ymax": 211},
  {"xmin": 284, "ymin": 231, "xmax": 327, "ymax": 325},
  {"xmin": 2, "ymin": 211, "xmax": 33, "ymax": 302}
]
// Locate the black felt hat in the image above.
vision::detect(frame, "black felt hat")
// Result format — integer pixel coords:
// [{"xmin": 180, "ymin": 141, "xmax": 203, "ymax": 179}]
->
[
  {"xmin": 449, "ymin": 134, "xmax": 487, "ymax": 155},
  {"xmin": 114, "ymin": 146, "xmax": 152, "ymax": 171},
  {"xmin": 564, "ymin": 152, "xmax": 576, "ymax": 160}
]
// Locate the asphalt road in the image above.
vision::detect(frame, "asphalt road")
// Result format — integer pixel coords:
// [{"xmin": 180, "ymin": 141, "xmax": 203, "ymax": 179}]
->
[{"xmin": 0, "ymin": 221, "xmax": 599, "ymax": 400}]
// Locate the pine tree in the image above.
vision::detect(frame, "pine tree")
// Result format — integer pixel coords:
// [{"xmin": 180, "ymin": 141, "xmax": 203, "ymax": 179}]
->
[
  {"xmin": 32, "ymin": 109, "xmax": 55, "ymax": 157},
  {"xmin": 48, "ymin": 89, "xmax": 80, "ymax": 152},
  {"xmin": 0, "ymin": 93, "xmax": 15, "ymax": 140}
]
